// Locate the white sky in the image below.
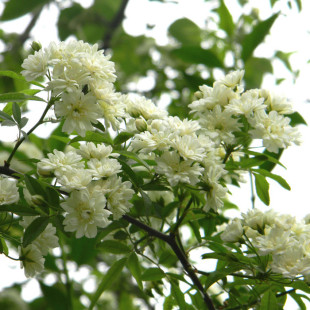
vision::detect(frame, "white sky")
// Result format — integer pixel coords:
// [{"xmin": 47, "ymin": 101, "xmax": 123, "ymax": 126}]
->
[{"xmin": 1, "ymin": 0, "xmax": 310, "ymax": 308}]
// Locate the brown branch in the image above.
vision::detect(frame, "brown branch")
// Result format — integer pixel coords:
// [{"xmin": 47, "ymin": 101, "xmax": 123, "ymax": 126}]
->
[{"xmin": 100, "ymin": 0, "xmax": 130, "ymax": 50}]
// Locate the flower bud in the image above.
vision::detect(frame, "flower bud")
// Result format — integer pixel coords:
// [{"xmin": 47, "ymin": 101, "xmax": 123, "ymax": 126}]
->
[
  {"xmin": 135, "ymin": 118, "xmax": 147, "ymax": 132},
  {"xmin": 194, "ymin": 91, "xmax": 203, "ymax": 100},
  {"xmin": 31, "ymin": 41, "xmax": 42, "ymax": 52}
]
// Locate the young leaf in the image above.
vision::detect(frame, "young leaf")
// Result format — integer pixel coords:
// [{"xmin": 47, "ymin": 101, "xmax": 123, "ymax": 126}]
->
[
  {"xmin": 89, "ymin": 257, "xmax": 127, "ymax": 310},
  {"xmin": 23, "ymin": 216, "xmax": 49, "ymax": 247},
  {"xmin": 241, "ymin": 13, "xmax": 279, "ymax": 62},
  {"xmin": 127, "ymin": 252, "xmax": 143, "ymax": 290},
  {"xmin": 252, "ymin": 168, "xmax": 290, "ymax": 190},
  {"xmin": 12, "ymin": 102, "xmax": 21, "ymax": 124},
  {"xmin": 96, "ymin": 240, "xmax": 131, "ymax": 254},
  {"xmin": 254, "ymin": 173, "xmax": 270, "ymax": 205}
]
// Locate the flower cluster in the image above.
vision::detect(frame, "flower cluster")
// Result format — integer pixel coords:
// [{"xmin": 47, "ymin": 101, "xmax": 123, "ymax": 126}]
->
[
  {"xmin": 21, "ymin": 40, "xmax": 127, "ymax": 136},
  {"xmin": 37, "ymin": 142, "xmax": 134, "ymax": 238},
  {"xmin": 218, "ymin": 208, "xmax": 310, "ymax": 278},
  {"xmin": 0, "ymin": 176, "xmax": 19, "ymax": 205},
  {"xmin": 190, "ymin": 70, "xmax": 301, "ymax": 153},
  {"xmin": 19, "ymin": 217, "xmax": 59, "ymax": 278}
]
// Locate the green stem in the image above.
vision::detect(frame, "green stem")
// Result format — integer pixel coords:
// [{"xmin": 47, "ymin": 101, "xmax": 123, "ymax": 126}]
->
[{"xmin": 5, "ymin": 100, "xmax": 53, "ymax": 167}]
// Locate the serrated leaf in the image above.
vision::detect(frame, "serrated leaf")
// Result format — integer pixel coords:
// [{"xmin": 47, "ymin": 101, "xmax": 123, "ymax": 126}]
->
[
  {"xmin": 23, "ymin": 216, "xmax": 49, "ymax": 247},
  {"xmin": 254, "ymin": 173, "xmax": 270, "ymax": 205},
  {"xmin": 113, "ymin": 132, "xmax": 134, "ymax": 145},
  {"xmin": 252, "ymin": 169, "xmax": 290, "ymax": 190},
  {"xmin": 241, "ymin": 13, "xmax": 279, "ymax": 62},
  {"xmin": 12, "ymin": 102, "xmax": 21, "ymax": 123},
  {"xmin": 96, "ymin": 240, "xmax": 131, "ymax": 254},
  {"xmin": 141, "ymin": 268, "xmax": 165, "ymax": 281},
  {"xmin": 89, "ymin": 257, "xmax": 127, "ymax": 310},
  {"xmin": 127, "ymin": 252, "xmax": 143, "ymax": 290}
]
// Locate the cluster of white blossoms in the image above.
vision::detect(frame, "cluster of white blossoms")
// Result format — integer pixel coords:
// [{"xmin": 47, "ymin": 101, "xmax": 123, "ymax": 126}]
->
[
  {"xmin": 189, "ymin": 70, "xmax": 301, "ymax": 153},
  {"xmin": 218, "ymin": 208, "xmax": 310, "ymax": 278},
  {"xmin": 21, "ymin": 40, "xmax": 128, "ymax": 136},
  {"xmin": 19, "ymin": 217, "xmax": 59, "ymax": 278},
  {"xmin": 0, "ymin": 176, "xmax": 19, "ymax": 205},
  {"xmin": 37, "ymin": 142, "xmax": 134, "ymax": 238}
]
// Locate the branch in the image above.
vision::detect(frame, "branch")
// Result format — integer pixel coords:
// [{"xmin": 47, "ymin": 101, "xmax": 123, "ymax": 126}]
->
[
  {"xmin": 123, "ymin": 214, "xmax": 216, "ymax": 310},
  {"xmin": 100, "ymin": 0, "xmax": 130, "ymax": 50}
]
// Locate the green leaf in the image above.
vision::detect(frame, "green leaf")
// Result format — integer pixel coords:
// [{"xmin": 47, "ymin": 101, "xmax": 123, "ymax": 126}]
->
[
  {"xmin": 118, "ymin": 159, "xmax": 144, "ymax": 187},
  {"xmin": 96, "ymin": 240, "xmax": 131, "ymax": 254},
  {"xmin": 23, "ymin": 216, "xmax": 49, "ymax": 247},
  {"xmin": 0, "ymin": 92, "xmax": 45, "ymax": 103},
  {"xmin": 238, "ymin": 155, "xmax": 268, "ymax": 169},
  {"xmin": 216, "ymin": 0, "xmax": 235, "ymax": 37},
  {"xmin": 0, "ymin": 238, "xmax": 9, "ymax": 255},
  {"xmin": 289, "ymin": 292, "xmax": 306, "ymax": 310},
  {"xmin": 19, "ymin": 117, "xmax": 28, "ymax": 129},
  {"xmin": 0, "ymin": 204, "xmax": 41, "ymax": 216},
  {"xmin": 70, "ymin": 131, "xmax": 113, "ymax": 145},
  {"xmin": 241, "ymin": 13, "xmax": 279, "ymax": 62},
  {"xmin": 287, "ymin": 111, "xmax": 307, "ymax": 126},
  {"xmin": 24, "ymin": 175, "xmax": 46, "ymax": 198},
  {"xmin": 89, "ymin": 257, "xmax": 127, "ymax": 310},
  {"xmin": 39, "ymin": 282, "xmax": 69, "ymax": 310},
  {"xmin": 170, "ymin": 282, "xmax": 187, "ymax": 310},
  {"xmin": 171, "ymin": 46, "xmax": 223, "ymax": 68},
  {"xmin": 0, "ymin": 70, "xmax": 25, "ymax": 81},
  {"xmin": 117, "ymin": 150, "xmax": 150, "ymax": 170},
  {"xmin": 141, "ymin": 268, "xmax": 165, "ymax": 281},
  {"xmin": 259, "ymin": 289, "xmax": 278, "ymax": 310},
  {"xmin": 251, "ymin": 169, "xmax": 290, "ymax": 190},
  {"xmin": 113, "ymin": 132, "xmax": 134, "ymax": 145},
  {"xmin": 259, "ymin": 148, "xmax": 284, "ymax": 172},
  {"xmin": 188, "ymin": 221, "xmax": 202, "ymax": 243},
  {"xmin": 243, "ymin": 149, "xmax": 285, "ymax": 169},
  {"xmin": 127, "ymin": 252, "xmax": 143, "ymax": 290},
  {"xmin": 168, "ymin": 18, "xmax": 201, "ymax": 46},
  {"xmin": 12, "ymin": 102, "xmax": 21, "ymax": 123},
  {"xmin": 290, "ymin": 281, "xmax": 310, "ymax": 294},
  {"xmin": 254, "ymin": 173, "xmax": 270, "ymax": 205},
  {"xmin": 0, "ymin": 110, "xmax": 14, "ymax": 122},
  {"xmin": 0, "ymin": 0, "xmax": 50, "ymax": 21}
]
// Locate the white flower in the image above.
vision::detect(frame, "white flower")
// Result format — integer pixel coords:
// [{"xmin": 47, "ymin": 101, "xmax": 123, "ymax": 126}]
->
[
  {"xmin": 249, "ymin": 110, "xmax": 301, "ymax": 153},
  {"xmin": 21, "ymin": 49, "xmax": 49, "ymax": 81},
  {"xmin": 225, "ymin": 89, "xmax": 266, "ymax": 117},
  {"xmin": 57, "ymin": 168, "xmax": 92, "ymax": 191},
  {"xmin": 37, "ymin": 149, "xmax": 84, "ymax": 177},
  {"xmin": 87, "ymin": 158, "xmax": 122, "ymax": 178},
  {"xmin": 77, "ymin": 142, "xmax": 118, "ymax": 159},
  {"xmin": 62, "ymin": 189, "xmax": 111, "ymax": 238},
  {"xmin": 171, "ymin": 135, "xmax": 206, "ymax": 162},
  {"xmin": 155, "ymin": 151, "xmax": 203, "ymax": 187},
  {"xmin": 260, "ymin": 89, "xmax": 293, "ymax": 114},
  {"xmin": 216, "ymin": 70, "xmax": 244, "ymax": 90},
  {"xmin": 0, "ymin": 177, "xmax": 19, "ymax": 205},
  {"xmin": 89, "ymin": 176, "xmax": 134, "ymax": 220},
  {"xmin": 166, "ymin": 117, "xmax": 201, "ymax": 136},
  {"xmin": 20, "ymin": 244, "xmax": 45, "ymax": 278},
  {"xmin": 55, "ymin": 90, "xmax": 102, "ymax": 136},
  {"xmin": 220, "ymin": 218, "xmax": 243, "ymax": 243},
  {"xmin": 20, "ymin": 217, "xmax": 59, "ymax": 256}
]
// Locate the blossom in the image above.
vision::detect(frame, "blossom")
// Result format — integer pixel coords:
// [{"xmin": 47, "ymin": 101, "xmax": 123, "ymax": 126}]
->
[
  {"xmin": 0, "ymin": 177, "xmax": 19, "ymax": 205},
  {"xmin": 19, "ymin": 244, "xmax": 45, "ymax": 278},
  {"xmin": 62, "ymin": 189, "xmax": 111, "ymax": 238},
  {"xmin": 77, "ymin": 142, "xmax": 118, "ymax": 159},
  {"xmin": 87, "ymin": 158, "xmax": 122, "ymax": 178},
  {"xmin": 89, "ymin": 176, "xmax": 134, "ymax": 220},
  {"xmin": 55, "ymin": 90, "xmax": 102, "ymax": 136},
  {"xmin": 37, "ymin": 149, "xmax": 84, "ymax": 177},
  {"xmin": 216, "ymin": 69, "xmax": 244, "ymax": 90},
  {"xmin": 21, "ymin": 49, "xmax": 49, "ymax": 81},
  {"xmin": 155, "ymin": 151, "xmax": 203, "ymax": 186},
  {"xmin": 20, "ymin": 217, "xmax": 59, "ymax": 256},
  {"xmin": 220, "ymin": 218, "xmax": 243, "ymax": 242},
  {"xmin": 56, "ymin": 167, "xmax": 92, "ymax": 191}
]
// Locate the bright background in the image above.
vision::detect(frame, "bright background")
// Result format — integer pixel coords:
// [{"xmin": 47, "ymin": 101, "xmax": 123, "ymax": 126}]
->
[{"xmin": 0, "ymin": 0, "xmax": 310, "ymax": 308}]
